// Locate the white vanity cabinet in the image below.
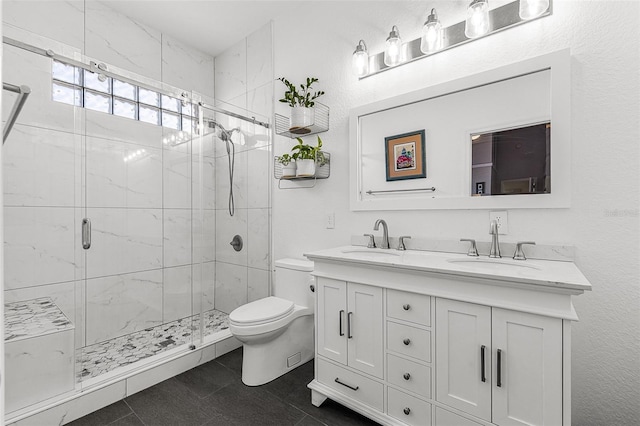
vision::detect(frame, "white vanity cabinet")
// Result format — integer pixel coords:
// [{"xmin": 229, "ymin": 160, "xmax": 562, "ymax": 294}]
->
[
  {"xmin": 436, "ymin": 299, "xmax": 562, "ymax": 425},
  {"xmin": 316, "ymin": 277, "xmax": 384, "ymax": 378},
  {"xmin": 306, "ymin": 246, "xmax": 590, "ymax": 426}
]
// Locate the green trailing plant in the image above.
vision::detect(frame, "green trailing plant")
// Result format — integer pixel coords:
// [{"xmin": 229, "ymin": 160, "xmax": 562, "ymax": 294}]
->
[
  {"xmin": 278, "ymin": 77, "xmax": 325, "ymax": 108},
  {"xmin": 276, "ymin": 153, "xmax": 294, "ymax": 166},
  {"xmin": 291, "ymin": 136, "xmax": 327, "ymax": 165}
]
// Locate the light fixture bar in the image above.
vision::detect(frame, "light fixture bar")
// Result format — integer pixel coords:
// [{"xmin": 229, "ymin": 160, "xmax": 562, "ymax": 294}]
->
[{"xmin": 363, "ymin": 0, "xmax": 551, "ymax": 79}]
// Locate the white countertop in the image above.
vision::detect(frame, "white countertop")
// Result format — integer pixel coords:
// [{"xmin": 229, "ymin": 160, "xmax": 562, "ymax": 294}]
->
[{"xmin": 304, "ymin": 246, "xmax": 592, "ymax": 293}]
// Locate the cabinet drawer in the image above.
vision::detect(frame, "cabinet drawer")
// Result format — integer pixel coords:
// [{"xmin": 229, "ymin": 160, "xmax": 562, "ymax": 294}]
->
[
  {"xmin": 434, "ymin": 407, "xmax": 482, "ymax": 426},
  {"xmin": 387, "ymin": 290, "xmax": 431, "ymax": 326},
  {"xmin": 388, "ymin": 387, "xmax": 432, "ymax": 426},
  {"xmin": 388, "ymin": 321, "xmax": 431, "ymax": 362},
  {"xmin": 317, "ymin": 357, "xmax": 384, "ymax": 411},
  {"xmin": 387, "ymin": 354, "xmax": 431, "ymax": 398}
]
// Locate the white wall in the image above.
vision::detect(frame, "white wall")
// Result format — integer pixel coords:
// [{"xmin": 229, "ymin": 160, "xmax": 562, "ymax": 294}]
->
[{"xmin": 272, "ymin": 1, "xmax": 639, "ymax": 424}]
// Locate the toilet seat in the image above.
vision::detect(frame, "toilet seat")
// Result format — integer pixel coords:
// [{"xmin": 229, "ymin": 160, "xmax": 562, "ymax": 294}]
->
[
  {"xmin": 229, "ymin": 296, "xmax": 311, "ymax": 337},
  {"xmin": 229, "ymin": 296, "xmax": 294, "ymax": 326}
]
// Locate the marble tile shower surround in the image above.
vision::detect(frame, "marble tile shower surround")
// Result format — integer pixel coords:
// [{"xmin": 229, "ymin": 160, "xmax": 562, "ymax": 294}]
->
[
  {"xmin": 212, "ymin": 21, "xmax": 274, "ymax": 317},
  {"xmin": 78, "ymin": 309, "xmax": 229, "ymax": 380},
  {"xmin": 4, "ymin": 297, "xmax": 74, "ymax": 342}
]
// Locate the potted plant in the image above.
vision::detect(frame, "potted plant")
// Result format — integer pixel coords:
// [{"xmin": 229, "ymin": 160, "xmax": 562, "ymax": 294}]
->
[
  {"xmin": 278, "ymin": 77, "xmax": 325, "ymax": 134},
  {"xmin": 276, "ymin": 153, "xmax": 297, "ymax": 178},
  {"xmin": 292, "ymin": 136, "xmax": 323, "ymax": 177}
]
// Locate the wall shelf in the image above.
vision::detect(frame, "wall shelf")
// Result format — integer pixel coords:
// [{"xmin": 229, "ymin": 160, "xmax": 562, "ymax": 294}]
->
[
  {"xmin": 274, "ymin": 151, "xmax": 331, "ymax": 189},
  {"xmin": 275, "ymin": 103, "xmax": 329, "ymax": 138}
]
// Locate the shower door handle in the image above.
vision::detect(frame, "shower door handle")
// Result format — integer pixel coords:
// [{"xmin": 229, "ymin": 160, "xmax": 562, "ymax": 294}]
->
[{"xmin": 82, "ymin": 218, "xmax": 91, "ymax": 249}]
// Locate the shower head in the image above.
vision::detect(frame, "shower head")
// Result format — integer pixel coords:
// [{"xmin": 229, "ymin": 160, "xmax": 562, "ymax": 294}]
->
[{"xmin": 205, "ymin": 119, "xmax": 241, "ymax": 143}]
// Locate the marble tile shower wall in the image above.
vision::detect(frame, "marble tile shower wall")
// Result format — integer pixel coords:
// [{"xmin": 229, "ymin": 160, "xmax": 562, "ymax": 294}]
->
[
  {"xmin": 2, "ymin": 1, "xmax": 217, "ymax": 347},
  {"xmin": 213, "ymin": 22, "xmax": 274, "ymax": 314}
]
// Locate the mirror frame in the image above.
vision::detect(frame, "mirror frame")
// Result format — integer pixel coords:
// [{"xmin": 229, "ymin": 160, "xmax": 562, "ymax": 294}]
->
[{"xmin": 349, "ymin": 49, "xmax": 571, "ymax": 211}]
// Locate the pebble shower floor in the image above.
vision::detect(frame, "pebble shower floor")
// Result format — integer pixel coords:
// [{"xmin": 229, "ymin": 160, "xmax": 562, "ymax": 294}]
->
[{"xmin": 77, "ymin": 309, "xmax": 229, "ymax": 379}]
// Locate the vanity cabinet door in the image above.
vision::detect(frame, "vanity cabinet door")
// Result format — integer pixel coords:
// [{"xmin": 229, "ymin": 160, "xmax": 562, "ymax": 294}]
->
[
  {"xmin": 492, "ymin": 308, "xmax": 562, "ymax": 426},
  {"xmin": 347, "ymin": 283, "xmax": 384, "ymax": 378},
  {"xmin": 317, "ymin": 278, "xmax": 348, "ymax": 365},
  {"xmin": 435, "ymin": 298, "xmax": 492, "ymax": 422}
]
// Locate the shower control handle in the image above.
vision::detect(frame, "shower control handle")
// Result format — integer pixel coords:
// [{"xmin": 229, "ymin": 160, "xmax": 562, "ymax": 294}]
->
[{"xmin": 82, "ymin": 218, "xmax": 91, "ymax": 250}]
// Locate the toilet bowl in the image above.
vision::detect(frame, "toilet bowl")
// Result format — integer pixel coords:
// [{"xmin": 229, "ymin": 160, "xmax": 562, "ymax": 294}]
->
[{"xmin": 229, "ymin": 258, "xmax": 314, "ymax": 386}]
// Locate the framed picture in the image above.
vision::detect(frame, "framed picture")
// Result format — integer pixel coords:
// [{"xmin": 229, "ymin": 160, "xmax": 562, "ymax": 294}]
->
[{"xmin": 384, "ymin": 130, "xmax": 426, "ymax": 181}]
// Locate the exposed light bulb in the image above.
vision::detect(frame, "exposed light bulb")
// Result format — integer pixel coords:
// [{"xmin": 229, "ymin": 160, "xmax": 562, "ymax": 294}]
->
[
  {"xmin": 384, "ymin": 26, "xmax": 403, "ymax": 67},
  {"xmin": 465, "ymin": 0, "xmax": 490, "ymax": 39},
  {"xmin": 519, "ymin": 0, "xmax": 549, "ymax": 20},
  {"xmin": 352, "ymin": 40, "xmax": 369, "ymax": 77},
  {"xmin": 421, "ymin": 9, "xmax": 443, "ymax": 54}
]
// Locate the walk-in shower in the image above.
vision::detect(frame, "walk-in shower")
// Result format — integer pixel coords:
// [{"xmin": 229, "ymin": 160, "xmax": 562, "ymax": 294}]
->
[{"xmin": 2, "ymin": 33, "xmax": 271, "ymax": 422}]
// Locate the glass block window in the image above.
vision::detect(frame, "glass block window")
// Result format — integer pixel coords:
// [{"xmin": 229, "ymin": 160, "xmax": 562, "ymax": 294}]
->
[{"xmin": 51, "ymin": 60, "xmax": 197, "ymax": 132}]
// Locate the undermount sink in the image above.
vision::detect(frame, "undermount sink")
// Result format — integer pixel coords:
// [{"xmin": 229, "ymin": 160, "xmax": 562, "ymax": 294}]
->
[
  {"xmin": 447, "ymin": 258, "xmax": 540, "ymax": 271},
  {"xmin": 340, "ymin": 247, "xmax": 401, "ymax": 257}
]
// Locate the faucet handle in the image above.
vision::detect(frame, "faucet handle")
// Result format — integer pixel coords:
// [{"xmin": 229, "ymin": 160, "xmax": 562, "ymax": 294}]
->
[
  {"xmin": 460, "ymin": 238, "xmax": 479, "ymax": 257},
  {"xmin": 363, "ymin": 234, "xmax": 376, "ymax": 248},
  {"xmin": 513, "ymin": 241, "xmax": 536, "ymax": 260},
  {"xmin": 397, "ymin": 236, "xmax": 411, "ymax": 251}
]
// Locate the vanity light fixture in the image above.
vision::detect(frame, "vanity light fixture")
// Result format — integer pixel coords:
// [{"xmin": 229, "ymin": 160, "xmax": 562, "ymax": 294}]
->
[
  {"xmin": 354, "ymin": 0, "xmax": 552, "ymax": 79},
  {"xmin": 384, "ymin": 26, "xmax": 403, "ymax": 67},
  {"xmin": 465, "ymin": 0, "xmax": 490, "ymax": 39},
  {"xmin": 420, "ymin": 8, "xmax": 443, "ymax": 54},
  {"xmin": 352, "ymin": 40, "xmax": 370, "ymax": 77},
  {"xmin": 519, "ymin": 0, "xmax": 550, "ymax": 20}
]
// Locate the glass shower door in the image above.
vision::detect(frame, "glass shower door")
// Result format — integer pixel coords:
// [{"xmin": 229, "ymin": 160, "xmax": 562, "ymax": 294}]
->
[
  {"xmin": 2, "ymin": 40, "xmax": 84, "ymax": 414},
  {"xmin": 79, "ymin": 68, "xmax": 202, "ymax": 382}
]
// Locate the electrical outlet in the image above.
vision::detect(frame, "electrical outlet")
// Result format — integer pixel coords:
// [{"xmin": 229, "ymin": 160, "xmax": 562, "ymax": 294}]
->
[
  {"xmin": 325, "ymin": 212, "xmax": 335, "ymax": 229},
  {"xmin": 489, "ymin": 211, "xmax": 509, "ymax": 235}
]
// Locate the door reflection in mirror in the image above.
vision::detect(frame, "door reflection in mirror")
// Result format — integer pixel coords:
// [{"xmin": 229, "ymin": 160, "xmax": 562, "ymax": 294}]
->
[{"xmin": 471, "ymin": 122, "xmax": 550, "ymax": 196}]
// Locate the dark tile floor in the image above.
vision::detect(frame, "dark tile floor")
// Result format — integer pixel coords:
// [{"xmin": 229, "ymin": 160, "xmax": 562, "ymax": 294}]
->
[{"xmin": 68, "ymin": 348, "xmax": 381, "ymax": 426}]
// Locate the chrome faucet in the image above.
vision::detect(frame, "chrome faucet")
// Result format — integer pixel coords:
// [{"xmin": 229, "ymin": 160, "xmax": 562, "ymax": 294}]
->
[
  {"xmin": 489, "ymin": 220, "xmax": 501, "ymax": 258},
  {"xmin": 373, "ymin": 219, "xmax": 390, "ymax": 249}
]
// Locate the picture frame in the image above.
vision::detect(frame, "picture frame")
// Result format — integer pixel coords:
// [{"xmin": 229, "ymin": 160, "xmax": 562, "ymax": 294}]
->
[{"xmin": 384, "ymin": 130, "xmax": 426, "ymax": 181}]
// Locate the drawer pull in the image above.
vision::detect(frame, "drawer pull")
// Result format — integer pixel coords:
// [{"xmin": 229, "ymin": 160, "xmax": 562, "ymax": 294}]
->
[
  {"xmin": 335, "ymin": 377, "xmax": 359, "ymax": 391},
  {"xmin": 403, "ymin": 407, "xmax": 411, "ymax": 415},
  {"xmin": 402, "ymin": 304, "xmax": 411, "ymax": 311},
  {"xmin": 403, "ymin": 373, "xmax": 411, "ymax": 381},
  {"xmin": 403, "ymin": 338, "xmax": 411, "ymax": 346}
]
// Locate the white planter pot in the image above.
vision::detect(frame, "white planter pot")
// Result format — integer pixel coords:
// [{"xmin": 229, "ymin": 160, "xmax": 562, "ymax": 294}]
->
[
  {"xmin": 289, "ymin": 107, "xmax": 315, "ymax": 134},
  {"xmin": 281, "ymin": 162, "xmax": 297, "ymax": 178},
  {"xmin": 296, "ymin": 159, "xmax": 316, "ymax": 177}
]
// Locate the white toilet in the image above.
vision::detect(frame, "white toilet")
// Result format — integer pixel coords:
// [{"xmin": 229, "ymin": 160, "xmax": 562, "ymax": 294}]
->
[{"xmin": 229, "ymin": 258, "xmax": 315, "ymax": 386}]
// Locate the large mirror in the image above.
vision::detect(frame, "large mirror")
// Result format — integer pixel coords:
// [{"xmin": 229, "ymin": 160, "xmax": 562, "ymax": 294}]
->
[{"xmin": 349, "ymin": 49, "xmax": 570, "ymax": 211}]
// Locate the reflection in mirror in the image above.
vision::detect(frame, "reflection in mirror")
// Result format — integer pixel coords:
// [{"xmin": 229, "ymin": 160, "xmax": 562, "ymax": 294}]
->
[{"xmin": 471, "ymin": 122, "xmax": 550, "ymax": 196}]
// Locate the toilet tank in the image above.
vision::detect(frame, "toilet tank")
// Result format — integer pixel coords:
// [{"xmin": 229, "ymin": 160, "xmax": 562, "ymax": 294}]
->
[{"xmin": 274, "ymin": 258, "xmax": 314, "ymax": 311}]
